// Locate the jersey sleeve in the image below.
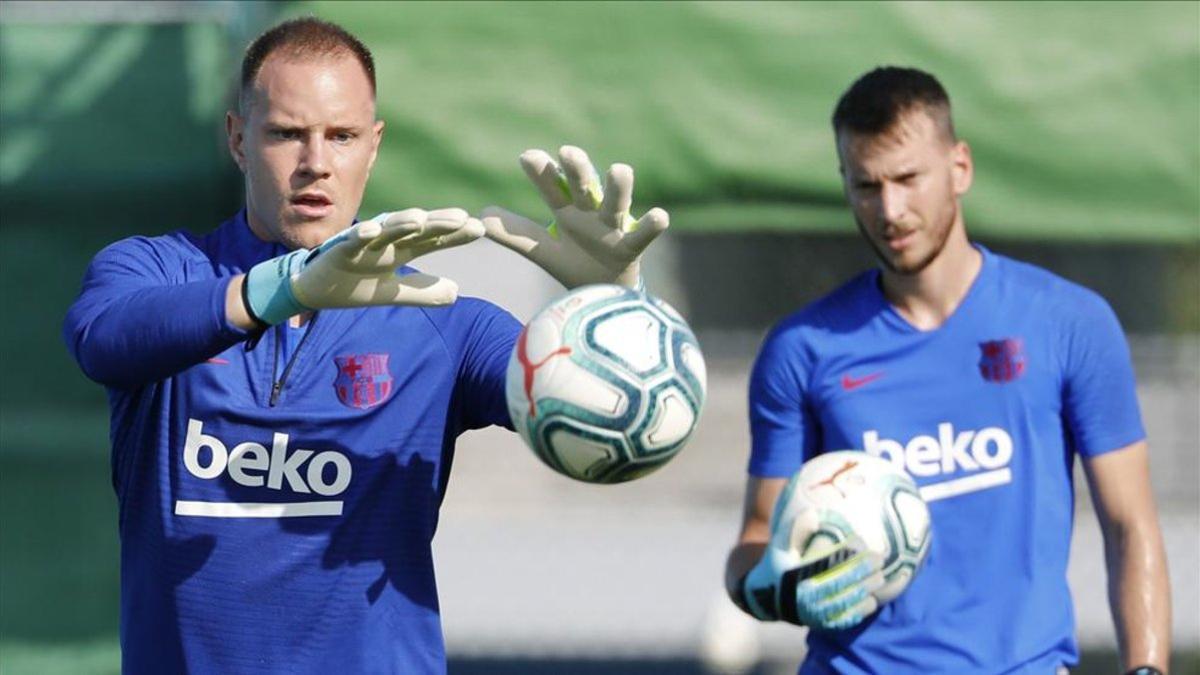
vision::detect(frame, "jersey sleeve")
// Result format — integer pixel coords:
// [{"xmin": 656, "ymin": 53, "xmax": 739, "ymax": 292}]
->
[
  {"xmin": 63, "ymin": 237, "xmax": 251, "ymax": 389},
  {"xmin": 747, "ymin": 324, "xmax": 818, "ymax": 477},
  {"xmin": 452, "ymin": 298, "xmax": 522, "ymax": 432},
  {"xmin": 1061, "ymin": 290, "xmax": 1145, "ymax": 457}
]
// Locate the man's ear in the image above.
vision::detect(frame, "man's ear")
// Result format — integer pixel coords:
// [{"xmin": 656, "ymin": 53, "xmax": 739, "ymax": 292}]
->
[
  {"xmin": 367, "ymin": 119, "xmax": 385, "ymax": 175},
  {"xmin": 951, "ymin": 140, "xmax": 973, "ymax": 197},
  {"xmin": 227, "ymin": 111, "xmax": 247, "ymax": 172}
]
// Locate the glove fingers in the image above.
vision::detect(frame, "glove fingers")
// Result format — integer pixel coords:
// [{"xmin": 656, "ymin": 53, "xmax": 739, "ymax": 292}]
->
[
  {"xmin": 379, "ymin": 208, "xmax": 429, "ymax": 227},
  {"xmin": 819, "ymin": 589, "xmax": 879, "ymax": 631},
  {"xmin": 853, "ymin": 592, "xmax": 879, "ymax": 619},
  {"xmin": 354, "ymin": 218, "xmax": 385, "ymax": 243},
  {"xmin": 369, "ymin": 210, "xmax": 482, "ymax": 266},
  {"xmin": 368, "ymin": 210, "xmax": 429, "ymax": 250},
  {"xmin": 559, "ymin": 145, "xmax": 603, "ymax": 210},
  {"xmin": 380, "ymin": 207, "xmax": 475, "ymax": 249},
  {"xmin": 480, "ymin": 205, "xmax": 556, "ymax": 255},
  {"xmin": 619, "ymin": 207, "xmax": 670, "ymax": 257},
  {"xmin": 423, "ymin": 207, "xmax": 472, "ymax": 229},
  {"xmin": 405, "ymin": 218, "xmax": 485, "ymax": 259},
  {"xmin": 520, "ymin": 149, "xmax": 572, "ymax": 210},
  {"xmin": 794, "ymin": 538, "xmax": 879, "ymax": 589},
  {"xmin": 794, "ymin": 562, "xmax": 882, "ymax": 631},
  {"xmin": 311, "ymin": 219, "xmax": 380, "ymax": 262},
  {"xmin": 808, "ymin": 554, "xmax": 875, "ymax": 593},
  {"xmin": 374, "ymin": 272, "xmax": 461, "ymax": 307},
  {"xmin": 599, "ymin": 163, "xmax": 634, "ymax": 229},
  {"xmin": 555, "ymin": 211, "xmax": 626, "ymax": 261},
  {"xmin": 396, "ymin": 207, "xmax": 468, "ymax": 242},
  {"xmin": 817, "ymin": 574, "xmax": 876, "ymax": 613},
  {"xmin": 861, "ymin": 568, "xmax": 886, "ymax": 596}
]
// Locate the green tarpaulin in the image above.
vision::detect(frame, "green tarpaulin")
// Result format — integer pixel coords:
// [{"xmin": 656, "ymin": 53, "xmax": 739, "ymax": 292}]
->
[
  {"xmin": 315, "ymin": 1, "xmax": 1199, "ymax": 242},
  {"xmin": 3, "ymin": 2, "xmax": 1197, "ymax": 241}
]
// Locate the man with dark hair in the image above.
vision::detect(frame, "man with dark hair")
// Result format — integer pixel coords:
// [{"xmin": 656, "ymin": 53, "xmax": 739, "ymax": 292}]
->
[
  {"xmin": 64, "ymin": 16, "xmax": 666, "ymax": 673},
  {"xmin": 724, "ymin": 67, "xmax": 1172, "ymax": 674},
  {"xmin": 831, "ymin": 66, "xmax": 956, "ymax": 146}
]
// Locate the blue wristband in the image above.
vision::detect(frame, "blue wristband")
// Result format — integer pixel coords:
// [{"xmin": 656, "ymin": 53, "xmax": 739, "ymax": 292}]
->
[{"xmin": 244, "ymin": 250, "xmax": 310, "ymax": 326}]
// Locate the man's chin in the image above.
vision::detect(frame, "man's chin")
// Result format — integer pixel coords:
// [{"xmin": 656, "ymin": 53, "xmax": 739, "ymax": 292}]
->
[
  {"xmin": 282, "ymin": 214, "xmax": 346, "ymax": 248},
  {"xmin": 875, "ymin": 244, "xmax": 936, "ymax": 276}
]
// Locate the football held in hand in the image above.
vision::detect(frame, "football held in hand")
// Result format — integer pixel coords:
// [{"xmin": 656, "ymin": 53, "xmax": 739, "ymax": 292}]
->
[{"xmin": 774, "ymin": 451, "xmax": 932, "ymax": 604}]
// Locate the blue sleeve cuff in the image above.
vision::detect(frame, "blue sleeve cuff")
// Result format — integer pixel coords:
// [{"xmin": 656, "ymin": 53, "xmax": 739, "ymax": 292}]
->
[{"xmin": 215, "ymin": 276, "xmax": 255, "ymax": 341}]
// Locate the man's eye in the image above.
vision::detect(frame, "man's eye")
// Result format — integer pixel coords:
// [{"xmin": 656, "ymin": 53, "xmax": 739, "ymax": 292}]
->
[
  {"xmin": 332, "ymin": 132, "xmax": 355, "ymax": 144},
  {"xmin": 272, "ymin": 129, "xmax": 301, "ymax": 141}
]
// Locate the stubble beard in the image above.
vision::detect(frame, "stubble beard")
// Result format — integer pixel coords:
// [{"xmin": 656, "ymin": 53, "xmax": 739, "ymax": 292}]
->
[
  {"xmin": 857, "ymin": 202, "xmax": 957, "ymax": 276},
  {"xmin": 281, "ymin": 215, "xmax": 335, "ymax": 251}
]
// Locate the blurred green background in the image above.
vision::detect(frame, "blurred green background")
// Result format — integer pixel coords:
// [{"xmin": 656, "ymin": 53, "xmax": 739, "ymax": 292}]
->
[{"xmin": 1, "ymin": 1, "xmax": 1196, "ymax": 673}]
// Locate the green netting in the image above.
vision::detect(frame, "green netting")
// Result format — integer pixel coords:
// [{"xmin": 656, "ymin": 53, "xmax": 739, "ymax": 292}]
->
[
  {"xmin": 0, "ymin": 21, "xmax": 233, "ymax": 198},
  {"xmin": 0, "ymin": 20, "xmax": 244, "ymax": 413},
  {"xmin": 287, "ymin": 0, "xmax": 1198, "ymax": 242},
  {"xmin": 2, "ymin": 2, "xmax": 1196, "ymax": 241}
]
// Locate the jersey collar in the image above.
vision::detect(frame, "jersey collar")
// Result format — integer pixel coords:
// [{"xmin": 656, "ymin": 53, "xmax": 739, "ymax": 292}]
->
[{"xmin": 873, "ymin": 243, "xmax": 997, "ymax": 334}]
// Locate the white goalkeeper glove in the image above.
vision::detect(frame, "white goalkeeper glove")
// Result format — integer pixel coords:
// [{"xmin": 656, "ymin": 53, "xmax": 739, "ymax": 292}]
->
[
  {"xmin": 480, "ymin": 145, "xmax": 669, "ymax": 290},
  {"xmin": 243, "ymin": 208, "xmax": 484, "ymax": 326},
  {"xmin": 736, "ymin": 538, "xmax": 885, "ymax": 631}
]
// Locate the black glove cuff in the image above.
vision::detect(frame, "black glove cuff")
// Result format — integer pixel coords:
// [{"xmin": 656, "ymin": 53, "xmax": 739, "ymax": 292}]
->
[
  {"xmin": 240, "ymin": 275, "xmax": 269, "ymax": 329},
  {"xmin": 778, "ymin": 566, "xmax": 803, "ymax": 624},
  {"xmin": 779, "ymin": 544, "xmax": 860, "ymax": 626},
  {"xmin": 238, "ymin": 275, "xmax": 269, "ymax": 351},
  {"xmin": 735, "ymin": 571, "xmax": 783, "ymax": 622},
  {"xmin": 730, "ymin": 572, "xmax": 752, "ymax": 614}
]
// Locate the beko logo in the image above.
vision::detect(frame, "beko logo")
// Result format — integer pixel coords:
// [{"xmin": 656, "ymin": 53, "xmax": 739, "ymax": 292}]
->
[
  {"xmin": 863, "ymin": 423, "xmax": 1014, "ymax": 502},
  {"xmin": 174, "ymin": 419, "xmax": 352, "ymax": 518}
]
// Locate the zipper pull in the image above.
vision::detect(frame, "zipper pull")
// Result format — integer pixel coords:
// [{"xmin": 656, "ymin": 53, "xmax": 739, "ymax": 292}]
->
[{"xmin": 269, "ymin": 381, "xmax": 283, "ymax": 407}]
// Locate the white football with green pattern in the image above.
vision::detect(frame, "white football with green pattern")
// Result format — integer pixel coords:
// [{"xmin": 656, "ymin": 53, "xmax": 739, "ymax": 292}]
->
[
  {"xmin": 772, "ymin": 450, "xmax": 932, "ymax": 603},
  {"xmin": 506, "ymin": 284, "xmax": 707, "ymax": 484}
]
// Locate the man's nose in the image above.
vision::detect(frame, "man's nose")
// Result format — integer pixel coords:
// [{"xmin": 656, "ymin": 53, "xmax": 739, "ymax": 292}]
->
[
  {"xmin": 298, "ymin": 134, "xmax": 331, "ymax": 178},
  {"xmin": 879, "ymin": 182, "xmax": 907, "ymax": 224}
]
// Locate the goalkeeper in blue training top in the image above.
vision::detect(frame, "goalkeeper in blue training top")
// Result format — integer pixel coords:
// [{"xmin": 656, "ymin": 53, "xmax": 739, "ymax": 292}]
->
[
  {"xmin": 64, "ymin": 17, "xmax": 667, "ymax": 674},
  {"xmin": 724, "ymin": 66, "xmax": 1172, "ymax": 674}
]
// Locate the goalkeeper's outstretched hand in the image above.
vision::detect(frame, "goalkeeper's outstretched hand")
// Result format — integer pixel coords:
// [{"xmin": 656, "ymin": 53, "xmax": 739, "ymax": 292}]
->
[
  {"xmin": 244, "ymin": 208, "xmax": 484, "ymax": 326},
  {"xmin": 738, "ymin": 538, "xmax": 885, "ymax": 631},
  {"xmin": 481, "ymin": 145, "xmax": 669, "ymax": 290}
]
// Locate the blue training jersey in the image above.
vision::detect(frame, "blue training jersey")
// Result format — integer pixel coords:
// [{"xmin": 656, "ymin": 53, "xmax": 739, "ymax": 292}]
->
[
  {"xmin": 63, "ymin": 210, "xmax": 520, "ymax": 674},
  {"xmin": 748, "ymin": 245, "xmax": 1144, "ymax": 674}
]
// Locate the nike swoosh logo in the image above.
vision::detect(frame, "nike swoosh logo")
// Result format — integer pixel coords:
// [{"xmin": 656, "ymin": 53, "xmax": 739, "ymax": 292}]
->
[
  {"xmin": 206, "ymin": 358, "xmax": 230, "ymax": 365},
  {"xmin": 841, "ymin": 372, "xmax": 883, "ymax": 391}
]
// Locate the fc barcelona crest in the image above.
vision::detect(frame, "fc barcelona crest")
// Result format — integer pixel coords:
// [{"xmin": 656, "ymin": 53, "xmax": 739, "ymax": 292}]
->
[
  {"xmin": 334, "ymin": 353, "xmax": 393, "ymax": 409},
  {"xmin": 978, "ymin": 338, "xmax": 1025, "ymax": 383}
]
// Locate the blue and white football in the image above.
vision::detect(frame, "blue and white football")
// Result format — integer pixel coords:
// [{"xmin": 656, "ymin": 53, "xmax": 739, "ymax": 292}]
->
[
  {"xmin": 506, "ymin": 284, "xmax": 707, "ymax": 484},
  {"xmin": 772, "ymin": 451, "xmax": 932, "ymax": 603}
]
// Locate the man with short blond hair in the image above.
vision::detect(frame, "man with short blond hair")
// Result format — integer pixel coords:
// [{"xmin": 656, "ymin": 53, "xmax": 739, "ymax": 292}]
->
[{"xmin": 65, "ymin": 17, "xmax": 667, "ymax": 673}]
